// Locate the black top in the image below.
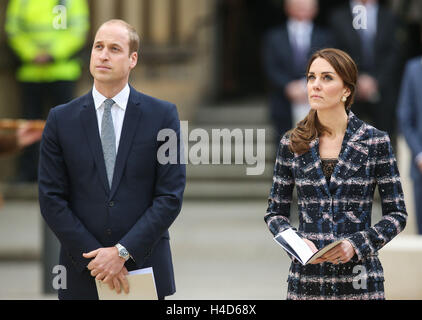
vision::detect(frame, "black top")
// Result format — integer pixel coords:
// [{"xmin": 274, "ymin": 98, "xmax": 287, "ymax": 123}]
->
[{"xmin": 321, "ymin": 158, "xmax": 338, "ymax": 183}]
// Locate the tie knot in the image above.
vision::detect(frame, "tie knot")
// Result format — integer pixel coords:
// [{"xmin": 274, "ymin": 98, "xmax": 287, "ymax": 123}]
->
[{"xmin": 103, "ymin": 99, "xmax": 115, "ymax": 111}]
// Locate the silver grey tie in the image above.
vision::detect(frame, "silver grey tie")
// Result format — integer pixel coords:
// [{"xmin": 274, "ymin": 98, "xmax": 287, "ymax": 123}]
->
[{"xmin": 101, "ymin": 98, "xmax": 116, "ymax": 187}]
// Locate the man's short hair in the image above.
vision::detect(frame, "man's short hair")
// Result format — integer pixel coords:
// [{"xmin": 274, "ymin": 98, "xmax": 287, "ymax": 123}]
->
[{"xmin": 99, "ymin": 19, "xmax": 140, "ymax": 56}]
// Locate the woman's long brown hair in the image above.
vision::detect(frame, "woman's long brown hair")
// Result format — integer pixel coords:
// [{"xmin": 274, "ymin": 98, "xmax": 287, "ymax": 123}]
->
[{"xmin": 288, "ymin": 48, "xmax": 358, "ymax": 155}]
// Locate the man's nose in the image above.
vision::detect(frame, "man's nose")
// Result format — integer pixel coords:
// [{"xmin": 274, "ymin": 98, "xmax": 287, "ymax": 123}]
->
[{"xmin": 99, "ymin": 49, "xmax": 109, "ymax": 60}]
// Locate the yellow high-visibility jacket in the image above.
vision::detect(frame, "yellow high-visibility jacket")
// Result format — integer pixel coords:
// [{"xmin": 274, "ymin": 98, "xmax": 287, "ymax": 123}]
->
[{"xmin": 5, "ymin": 0, "xmax": 89, "ymax": 82}]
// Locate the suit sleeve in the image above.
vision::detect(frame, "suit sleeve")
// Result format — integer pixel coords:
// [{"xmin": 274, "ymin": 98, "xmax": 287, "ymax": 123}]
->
[
  {"xmin": 38, "ymin": 108, "xmax": 103, "ymax": 272},
  {"xmin": 397, "ymin": 61, "xmax": 422, "ymax": 159},
  {"xmin": 347, "ymin": 133, "xmax": 407, "ymax": 260},
  {"xmin": 118, "ymin": 104, "xmax": 186, "ymax": 266}
]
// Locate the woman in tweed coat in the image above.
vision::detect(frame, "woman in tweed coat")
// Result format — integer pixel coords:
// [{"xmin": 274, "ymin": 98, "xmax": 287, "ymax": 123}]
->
[{"xmin": 265, "ymin": 48, "xmax": 407, "ymax": 300}]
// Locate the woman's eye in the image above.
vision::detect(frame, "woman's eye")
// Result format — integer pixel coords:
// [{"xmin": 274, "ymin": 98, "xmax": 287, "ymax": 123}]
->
[
  {"xmin": 324, "ymin": 75, "xmax": 333, "ymax": 80},
  {"xmin": 307, "ymin": 75, "xmax": 315, "ymax": 81}
]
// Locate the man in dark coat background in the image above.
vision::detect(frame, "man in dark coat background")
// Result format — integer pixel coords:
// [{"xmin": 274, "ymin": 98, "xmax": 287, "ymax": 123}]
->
[{"xmin": 262, "ymin": 0, "xmax": 333, "ymax": 144}]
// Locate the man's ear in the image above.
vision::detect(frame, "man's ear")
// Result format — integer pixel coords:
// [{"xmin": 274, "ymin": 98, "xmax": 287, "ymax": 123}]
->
[{"xmin": 129, "ymin": 52, "xmax": 138, "ymax": 69}]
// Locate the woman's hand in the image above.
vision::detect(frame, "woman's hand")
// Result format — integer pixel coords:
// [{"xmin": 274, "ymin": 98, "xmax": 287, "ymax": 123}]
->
[
  {"xmin": 320, "ymin": 240, "xmax": 356, "ymax": 264},
  {"xmin": 307, "ymin": 239, "xmax": 356, "ymax": 265}
]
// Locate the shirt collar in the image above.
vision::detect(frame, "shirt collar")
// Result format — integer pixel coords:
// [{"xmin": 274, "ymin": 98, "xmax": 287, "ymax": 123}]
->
[
  {"xmin": 92, "ymin": 83, "xmax": 130, "ymax": 111},
  {"xmin": 287, "ymin": 19, "xmax": 313, "ymax": 34}
]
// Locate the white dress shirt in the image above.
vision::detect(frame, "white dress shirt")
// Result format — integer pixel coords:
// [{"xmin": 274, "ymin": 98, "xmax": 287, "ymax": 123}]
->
[
  {"xmin": 92, "ymin": 83, "xmax": 130, "ymax": 152},
  {"xmin": 287, "ymin": 18, "xmax": 313, "ymax": 54}
]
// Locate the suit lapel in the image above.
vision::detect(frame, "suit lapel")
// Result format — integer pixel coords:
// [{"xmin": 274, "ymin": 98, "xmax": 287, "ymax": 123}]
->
[
  {"xmin": 374, "ymin": 7, "xmax": 389, "ymax": 56},
  {"xmin": 281, "ymin": 26, "xmax": 294, "ymax": 67},
  {"xmin": 343, "ymin": 8, "xmax": 363, "ymax": 62},
  {"xmin": 80, "ymin": 92, "xmax": 110, "ymax": 194},
  {"xmin": 310, "ymin": 26, "xmax": 323, "ymax": 52},
  {"xmin": 109, "ymin": 87, "xmax": 143, "ymax": 199}
]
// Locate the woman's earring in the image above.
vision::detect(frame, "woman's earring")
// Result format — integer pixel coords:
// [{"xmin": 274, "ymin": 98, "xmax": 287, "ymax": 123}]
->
[{"xmin": 341, "ymin": 96, "xmax": 347, "ymax": 102}]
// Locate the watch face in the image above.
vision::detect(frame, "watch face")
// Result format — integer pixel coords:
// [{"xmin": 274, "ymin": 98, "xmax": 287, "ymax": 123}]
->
[{"xmin": 120, "ymin": 248, "xmax": 129, "ymax": 257}]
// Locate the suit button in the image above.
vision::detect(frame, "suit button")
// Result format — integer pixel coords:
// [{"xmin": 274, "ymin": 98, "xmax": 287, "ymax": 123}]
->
[
  {"xmin": 108, "ymin": 201, "xmax": 114, "ymax": 207},
  {"xmin": 106, "ymin": 229, "xmax": 112, "ymax": 235}
]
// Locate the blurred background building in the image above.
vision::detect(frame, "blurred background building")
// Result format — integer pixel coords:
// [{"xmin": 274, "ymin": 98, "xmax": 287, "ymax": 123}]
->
[{"xmin": 0, "ymin": 0, "xmax": 421, "ymax": 299}]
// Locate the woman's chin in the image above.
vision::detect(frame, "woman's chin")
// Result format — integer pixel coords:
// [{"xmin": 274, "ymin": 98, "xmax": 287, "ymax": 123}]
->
[{"xmin": 309, "ymin": 103, "xmax": 325, "ymax": 110}]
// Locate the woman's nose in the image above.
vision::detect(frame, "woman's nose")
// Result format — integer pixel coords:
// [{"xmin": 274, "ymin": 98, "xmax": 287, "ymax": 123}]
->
[{"xmin": 312, "ymin": 77, "xmax": 322, "ymax": 90}]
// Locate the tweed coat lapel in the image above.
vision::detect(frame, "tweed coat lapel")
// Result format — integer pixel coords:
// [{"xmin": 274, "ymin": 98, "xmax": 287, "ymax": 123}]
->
[
  {"xmin": 295, "ymin": 136, "xmax": 329, "ymax": 196},
  {"xmin": 329, "ymin": 111, "xmax": 369, "ymax": 193},
  {"xmin": 296, "ymin": 111, "xmax": 368, "ymax": 197}
]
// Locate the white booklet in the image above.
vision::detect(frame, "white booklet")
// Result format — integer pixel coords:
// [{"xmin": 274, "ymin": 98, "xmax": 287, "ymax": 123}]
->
[
  {"xmin": 96, "ymin": 267, "xmax": 158, "ymax": 300},
  {"xmin": 273, "ymin": 228, "xmax": 343, "ymax": 265}
]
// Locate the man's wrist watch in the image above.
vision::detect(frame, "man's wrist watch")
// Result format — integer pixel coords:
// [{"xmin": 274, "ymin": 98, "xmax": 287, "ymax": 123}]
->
[{"xmin": 115, "ymin": 243, "xmax": 130, "ymax": 261}]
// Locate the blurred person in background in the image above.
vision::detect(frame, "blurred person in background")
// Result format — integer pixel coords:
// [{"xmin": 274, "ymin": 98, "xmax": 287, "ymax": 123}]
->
[
  {"xmin": 329, "ymin": 0, "xmax": 402, "ymax": 149},
  {"xmin": 397, "ymin": 42, "xmax": 422, "ymax": 235},
  {"xmin": 5, "ymin": 0, "xmax": 90, "ymax": 182},
  {"xmin": 0, "ymin": 122, "xmax": 43, "ymax": 208},
  {"xmin": 0, "ymin": 123, "xmax": 43, "ymax": 156},
  {"xmin": 262, "ymin": 0, "xmax": 332, "ymax": 147}
]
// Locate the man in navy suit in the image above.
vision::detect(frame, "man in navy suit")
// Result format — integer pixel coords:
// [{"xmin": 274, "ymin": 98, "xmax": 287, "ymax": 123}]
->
[
  {"xmin": 262, "ymin": 0, "xmax": 332, "ymax": 144},
  {"xmin": 397, "ymin": 55, "xmax": 422, "ymax": 235},
  {"xmin": 329, "ymin": 0, "xmax": 402, "ymax": 145},
  {"xmin": 38, "ymin": 19, "xmax": 186, "ymax": 299}
]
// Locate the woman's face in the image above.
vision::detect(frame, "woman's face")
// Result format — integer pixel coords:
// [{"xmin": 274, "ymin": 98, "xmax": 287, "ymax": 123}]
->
[{"xmin": 307, "ymin": 57, "xmax": 349, "ymax": 111}]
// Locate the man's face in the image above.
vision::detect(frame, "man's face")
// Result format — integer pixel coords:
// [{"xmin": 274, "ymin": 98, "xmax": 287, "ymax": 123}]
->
[
  {"xmin": 285, "ymin": 0, "xmax": 318, "ymax": 21},
  {"xmin": 89, "ymin": 23, "xmax": 137, "ymax": 85}
]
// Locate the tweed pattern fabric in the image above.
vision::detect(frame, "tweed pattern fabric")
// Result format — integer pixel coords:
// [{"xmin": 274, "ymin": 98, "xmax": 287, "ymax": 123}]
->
[{"xmin": 265, "ymin": 111, "xmax": 407, "ymax": 300}]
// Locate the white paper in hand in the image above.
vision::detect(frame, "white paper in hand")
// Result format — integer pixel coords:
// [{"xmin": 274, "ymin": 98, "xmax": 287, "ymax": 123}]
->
[
  {"xmin": 279, "ymin": 228, "xmax": 314, "ymax": 264},
  {"xmin": 96, "ymin": 267, "xmax": 158, "ymax": 300}
]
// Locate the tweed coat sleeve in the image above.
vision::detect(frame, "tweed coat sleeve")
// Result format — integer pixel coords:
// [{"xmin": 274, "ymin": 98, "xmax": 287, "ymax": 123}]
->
[
  {"xmin": 265, "ymin": 134, "xmax": 297, "ymax": 237},
  {"xmin": 347, "ymin": 133, "xmax": 407, "ymax": 260}
]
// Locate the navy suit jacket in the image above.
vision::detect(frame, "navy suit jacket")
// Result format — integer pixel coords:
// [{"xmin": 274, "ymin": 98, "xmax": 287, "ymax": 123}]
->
[
  {"xmin": 329, "ymin": 4, "xmax": 401, "ymax": 100},
  {"xmin": 38, "ymin": 85, "xmax": 186, "ymax": 299},
  {"xmin": 397, "ymin": 56, "xmax": 422, "ymax": 181},
  {"xmin": 262, "ymin": 23, "xmax": 333, "ymax": 126}
]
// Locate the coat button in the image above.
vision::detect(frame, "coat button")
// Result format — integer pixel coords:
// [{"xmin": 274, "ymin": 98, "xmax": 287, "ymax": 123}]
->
[
  {"xmin": 106, "ymin": 229, "xmax": 112, "ymax": 235},
  {"xmin": 108, "ymin": 201, "xmax": 114, "ymax": 207}
]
